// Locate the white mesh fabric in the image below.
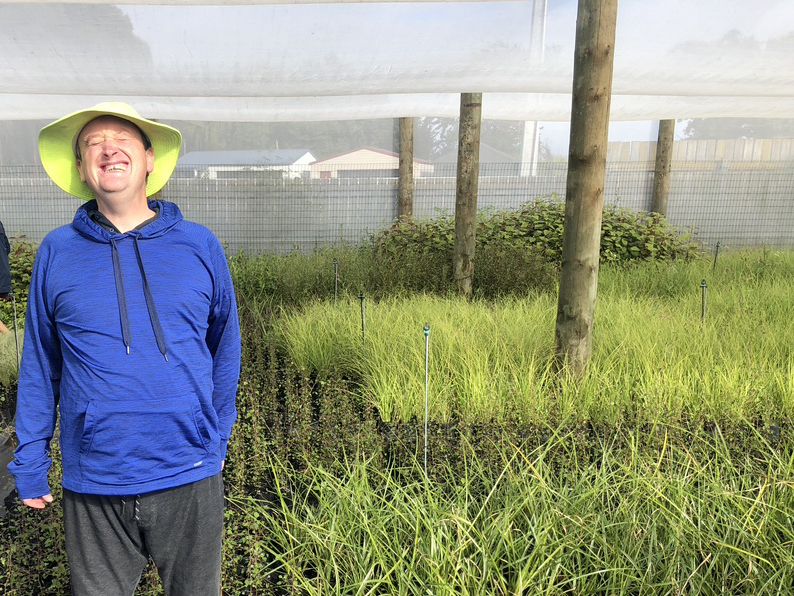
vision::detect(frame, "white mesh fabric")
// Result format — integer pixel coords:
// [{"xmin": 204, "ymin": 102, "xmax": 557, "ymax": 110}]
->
[{"xmin": 0, "ymin": 0, "xmax": 793, "ymax": 121}]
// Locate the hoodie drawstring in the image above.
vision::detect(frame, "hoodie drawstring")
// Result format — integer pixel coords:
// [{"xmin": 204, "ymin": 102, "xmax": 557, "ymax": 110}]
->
[
  {"xmin": 133, "ymin": 236, "xmax": 168, "ymax": 362},
  {"xmin": 109, "ymin": 236, "xmax": 169, "ymax": 361},
  {"xmin": 120, "ymin": 497, "xmax": 141, "ymax": 522},
  {"xmin": 110, "ymin": 238, "xmax": 132, "ymax": 355}
]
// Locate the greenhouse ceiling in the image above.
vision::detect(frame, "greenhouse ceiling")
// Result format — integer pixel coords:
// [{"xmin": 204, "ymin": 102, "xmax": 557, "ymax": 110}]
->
[{"xmin": 1, "ymin": 0, "xmax": 793, "ymax": 122}]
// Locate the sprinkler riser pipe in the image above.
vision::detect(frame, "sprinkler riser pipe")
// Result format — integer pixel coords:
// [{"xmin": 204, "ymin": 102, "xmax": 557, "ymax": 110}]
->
[
  {"xmin": 333, "ymin": 258, "xmax": 339, "ymax": 303},
  {"xmin": 359, "ymin": 292, "xmax": 366, "ymax": 347},
  {"xmin": 423, "ymin": 323, "xmax": 430, "ymax": 475}
]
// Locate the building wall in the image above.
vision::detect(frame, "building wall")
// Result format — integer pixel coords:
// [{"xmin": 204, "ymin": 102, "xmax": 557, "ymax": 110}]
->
[
  {"xmin": 607, "ymin": 139, "xmax": 794, "ymax": 164},
  {"xmin": 310, "ymin": 150, "xmax": 434, "ymax": 179}
]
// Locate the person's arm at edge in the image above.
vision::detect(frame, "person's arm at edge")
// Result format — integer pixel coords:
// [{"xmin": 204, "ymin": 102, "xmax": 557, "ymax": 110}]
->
[
  {"xmin": 0, "ymin": 221, "xmax": 10, "ymax": 256},
  {"xmin": 8, "ymin": 242, "xmax": 62, "ymax": 508},
  {"xmin": 0, "ymin": 221, "xmax": 12, "ymax": 296}
]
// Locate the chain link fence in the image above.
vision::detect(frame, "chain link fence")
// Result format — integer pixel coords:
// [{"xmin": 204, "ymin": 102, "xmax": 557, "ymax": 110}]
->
[{"xmin": 1, "ymin": 161, "xmax": 792, "ymax": 253}]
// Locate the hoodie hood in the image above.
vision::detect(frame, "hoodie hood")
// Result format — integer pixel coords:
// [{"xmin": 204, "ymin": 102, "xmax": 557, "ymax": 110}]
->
[
  {"xmin": 71, "ymin": 199, "xmax": 183, "ymax": 360},
  {"xmin": 72, "ymin": 199, "xmax": 183, "ymax": 242}
]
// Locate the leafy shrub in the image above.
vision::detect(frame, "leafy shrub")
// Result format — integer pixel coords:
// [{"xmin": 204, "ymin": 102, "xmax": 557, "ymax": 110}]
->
[
  {"xmin": 372, "ymin": 197, "xmax": 699, "ymax": 275},
  {"xmin": 0, "ymin": 238, "xmax": 34, "ymax": 399},
  {"xmin": 0, "ymin": 238, "xmax": 35, "ymax": 328},
  {"xmin": 599, "ymin": 207, "xmax": 699, "ymax": 264},
  {"xmin": 228, "ymin": 198, "xmax": 698, "ymax": 308},
  {"xmin": 369, "ymin": 211, "xmax": 560, "ymax": 298}
]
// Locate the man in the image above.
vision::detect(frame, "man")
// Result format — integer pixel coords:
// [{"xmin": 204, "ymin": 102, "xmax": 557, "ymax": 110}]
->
[{"xmin": 8, "ymin": 102, "xmax": 241, "ymax": 596}]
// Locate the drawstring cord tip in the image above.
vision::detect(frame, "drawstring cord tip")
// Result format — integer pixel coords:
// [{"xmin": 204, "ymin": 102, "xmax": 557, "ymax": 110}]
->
[{"xmin": 126, "ymin": 346, "xmax": 130, "ymax": 355}]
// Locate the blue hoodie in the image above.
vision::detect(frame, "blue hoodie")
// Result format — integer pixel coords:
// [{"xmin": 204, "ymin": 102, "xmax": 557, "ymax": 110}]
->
[{"xmin": 9, "ymin": 200, "xmax": 241, "ymax": 499}]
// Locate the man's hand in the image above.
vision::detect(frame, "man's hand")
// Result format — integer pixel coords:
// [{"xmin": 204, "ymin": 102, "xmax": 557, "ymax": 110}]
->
[
  {"xmin": 22, "ymin": 494, "xmax": 54, "ymax": 509},
  {"xmin": 0, "ymin": 293, "xmax": 10, "ymax": 302}
]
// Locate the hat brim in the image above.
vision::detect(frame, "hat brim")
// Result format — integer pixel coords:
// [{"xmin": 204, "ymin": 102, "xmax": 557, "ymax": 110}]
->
[{"xmin": 39, "ymin": 103, "xmax": 182, "ymax": 201}]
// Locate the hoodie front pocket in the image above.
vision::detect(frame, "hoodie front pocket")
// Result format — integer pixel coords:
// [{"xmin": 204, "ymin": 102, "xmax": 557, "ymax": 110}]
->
[{"xmin": 80, "ymin": 397, "xmax": 213, "ymax": 485}]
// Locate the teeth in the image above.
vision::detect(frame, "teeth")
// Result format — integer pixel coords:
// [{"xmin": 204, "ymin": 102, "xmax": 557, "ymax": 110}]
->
[{"xmin": 105, "ymin": 165, "xmax": 126, "ymax": 172}]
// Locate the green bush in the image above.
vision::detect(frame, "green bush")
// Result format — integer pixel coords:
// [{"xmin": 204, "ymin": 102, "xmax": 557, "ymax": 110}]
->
[
  {"xmin": 226, "ymin": 199, "xmax": 698, "ymax": 308},
  {"xmin": 368, "ymin": 209, "xmax": 561, "ymax": 298},
  {"xmin": 372, "ymin": 198, "xmax": 699, "ymax": 274},
  {"xmin": 599, "ymin": 206, "xmax": 699, "ymax": 264},
  {"xmin": 0, "ymin": 238, "xmax": 34, "ymax": 402},
  {"xmin": 0, "ymin": 238, "xmax": 35, "ymax": 336}
]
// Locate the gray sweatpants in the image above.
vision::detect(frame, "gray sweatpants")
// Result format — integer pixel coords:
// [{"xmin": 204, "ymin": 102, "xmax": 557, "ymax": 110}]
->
[{"xmin": 63, "ymin": 473, "xmax": 224, "ymax": 596}]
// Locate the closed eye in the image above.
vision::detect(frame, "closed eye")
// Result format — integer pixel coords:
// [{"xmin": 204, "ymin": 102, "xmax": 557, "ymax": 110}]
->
[{"xmin": 83, "ymin": 134, "xmax": 137, "ymax": 148}]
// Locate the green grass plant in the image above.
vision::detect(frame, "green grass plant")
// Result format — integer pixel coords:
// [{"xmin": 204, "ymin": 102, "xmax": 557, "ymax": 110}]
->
[
  {"xmin": 0, "ymin": 329, "xmax": 21, "ymax": 424},
  {"xmin": 230, "ymin": 426, "xmax": 794, "ymax": 595},
  {"xmin": 273, "ymin": 251, "xmax": 794, "ymax": 427},
  {"xmin": 275, "ymin": 294, "xmax": 558, "ymax": 424},
  {"xmin": 3, "ymin": 245, "xmax": 793, "ymax": 594},
  {"xmin": 0, "ymin": 330, "xmax": 21, "ymax": 388}
]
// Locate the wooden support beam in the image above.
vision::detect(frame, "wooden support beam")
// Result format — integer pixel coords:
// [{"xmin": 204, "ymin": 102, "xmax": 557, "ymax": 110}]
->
[
  {"xmin": 454, "ymin": 93, "xmax": 482, "ymax": 299},
  {"xmin": 651, "ymin": 119, "xmax": 675, "ymax": 216},
  {"xmin": 555, "ymin": 0, "xmax": 618, "ymax": 375},
  {"xmin": 398, "ymin": 117, "xmax": 414, "ymax": 218}
]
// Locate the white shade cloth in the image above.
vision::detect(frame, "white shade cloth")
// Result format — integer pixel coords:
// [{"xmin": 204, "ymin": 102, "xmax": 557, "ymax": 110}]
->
[{"xmin": 1, "ymin": 0, "xmax": 792, "ymax": 122}]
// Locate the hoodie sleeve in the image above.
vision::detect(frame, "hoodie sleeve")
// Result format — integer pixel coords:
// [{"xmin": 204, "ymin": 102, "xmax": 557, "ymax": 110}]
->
[
  {"xmin": 204, "ymin": 235, "xmax": 241, "ymax": 461},
  {"xmin": 8, "ymin": 240, "xmax": 62, "ymax": 500}
]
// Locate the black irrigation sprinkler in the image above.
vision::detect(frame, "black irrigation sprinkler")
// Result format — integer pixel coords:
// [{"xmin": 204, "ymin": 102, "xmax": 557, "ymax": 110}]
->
[
  {"xmin": 701, "ymin": 279, "xmax": 708, "ymax": 323},
  {"xmin": 712, "ymin": 241, "xmax": 720, "ymax": 274}
]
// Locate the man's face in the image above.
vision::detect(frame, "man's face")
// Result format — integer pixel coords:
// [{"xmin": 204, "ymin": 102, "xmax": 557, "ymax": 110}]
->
[{"xmin": 76, "ymin": 116, "xmax": 154, "ymax": 200}]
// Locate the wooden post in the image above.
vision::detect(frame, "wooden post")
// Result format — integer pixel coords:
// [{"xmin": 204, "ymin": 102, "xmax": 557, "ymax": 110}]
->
[
  {"xmin": 398, "ymin": 117, "xmax": 414, "ymax": 218},
  {"xmin": 555, "ymin": 0, "xmax": 618, "ymax": 375},
  {"xmin": 454, "ymin": 93, "xmax": 482, "ymax": 298},
  {"xmin": 651, "ymin": 119, "xmax": 675, "ymax": 215}
]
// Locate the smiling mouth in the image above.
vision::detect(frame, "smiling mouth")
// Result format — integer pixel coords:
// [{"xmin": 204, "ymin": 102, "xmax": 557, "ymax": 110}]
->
[{"xmin": 102, "ymin": 164, "xmax": 128, "ymax": 173}]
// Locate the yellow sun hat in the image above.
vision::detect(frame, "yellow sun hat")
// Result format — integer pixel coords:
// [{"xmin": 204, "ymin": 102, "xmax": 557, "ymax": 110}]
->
[{"xmin": 38, "ymin": 102, "xmax": 183, "ymax": 201}]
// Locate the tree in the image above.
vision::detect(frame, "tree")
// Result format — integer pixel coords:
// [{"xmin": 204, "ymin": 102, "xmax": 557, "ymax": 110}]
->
[
  {"xmin": 683, "ymin": 118, "xmax": 794, "ymax": 140},
  {"xmin": 676, "ymin": 30, "xmax": 794, "ymax": 140},
  {"xmin": 415, "ymin": 117, "xmax": 525, "ymax": 160},
  {"xmin": 415, "ymin": 117, "xmax": 458, "ymax": 159}
]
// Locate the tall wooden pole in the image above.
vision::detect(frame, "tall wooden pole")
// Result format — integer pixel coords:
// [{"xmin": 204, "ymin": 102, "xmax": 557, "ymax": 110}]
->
[
  {"xmin": 651, "ymin": 119, "xmax": 675, "ymax": 215},
  {"xmin": 454, "ymin": 93, "xmax": 482, "ymax": 298},
  {"xmin": 555, "ymin": 0, "xmax": 618, "ymax": 375},
  {"xmin": 398, "ymin": 117, "xmax": 414, "ymax": 218}
]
